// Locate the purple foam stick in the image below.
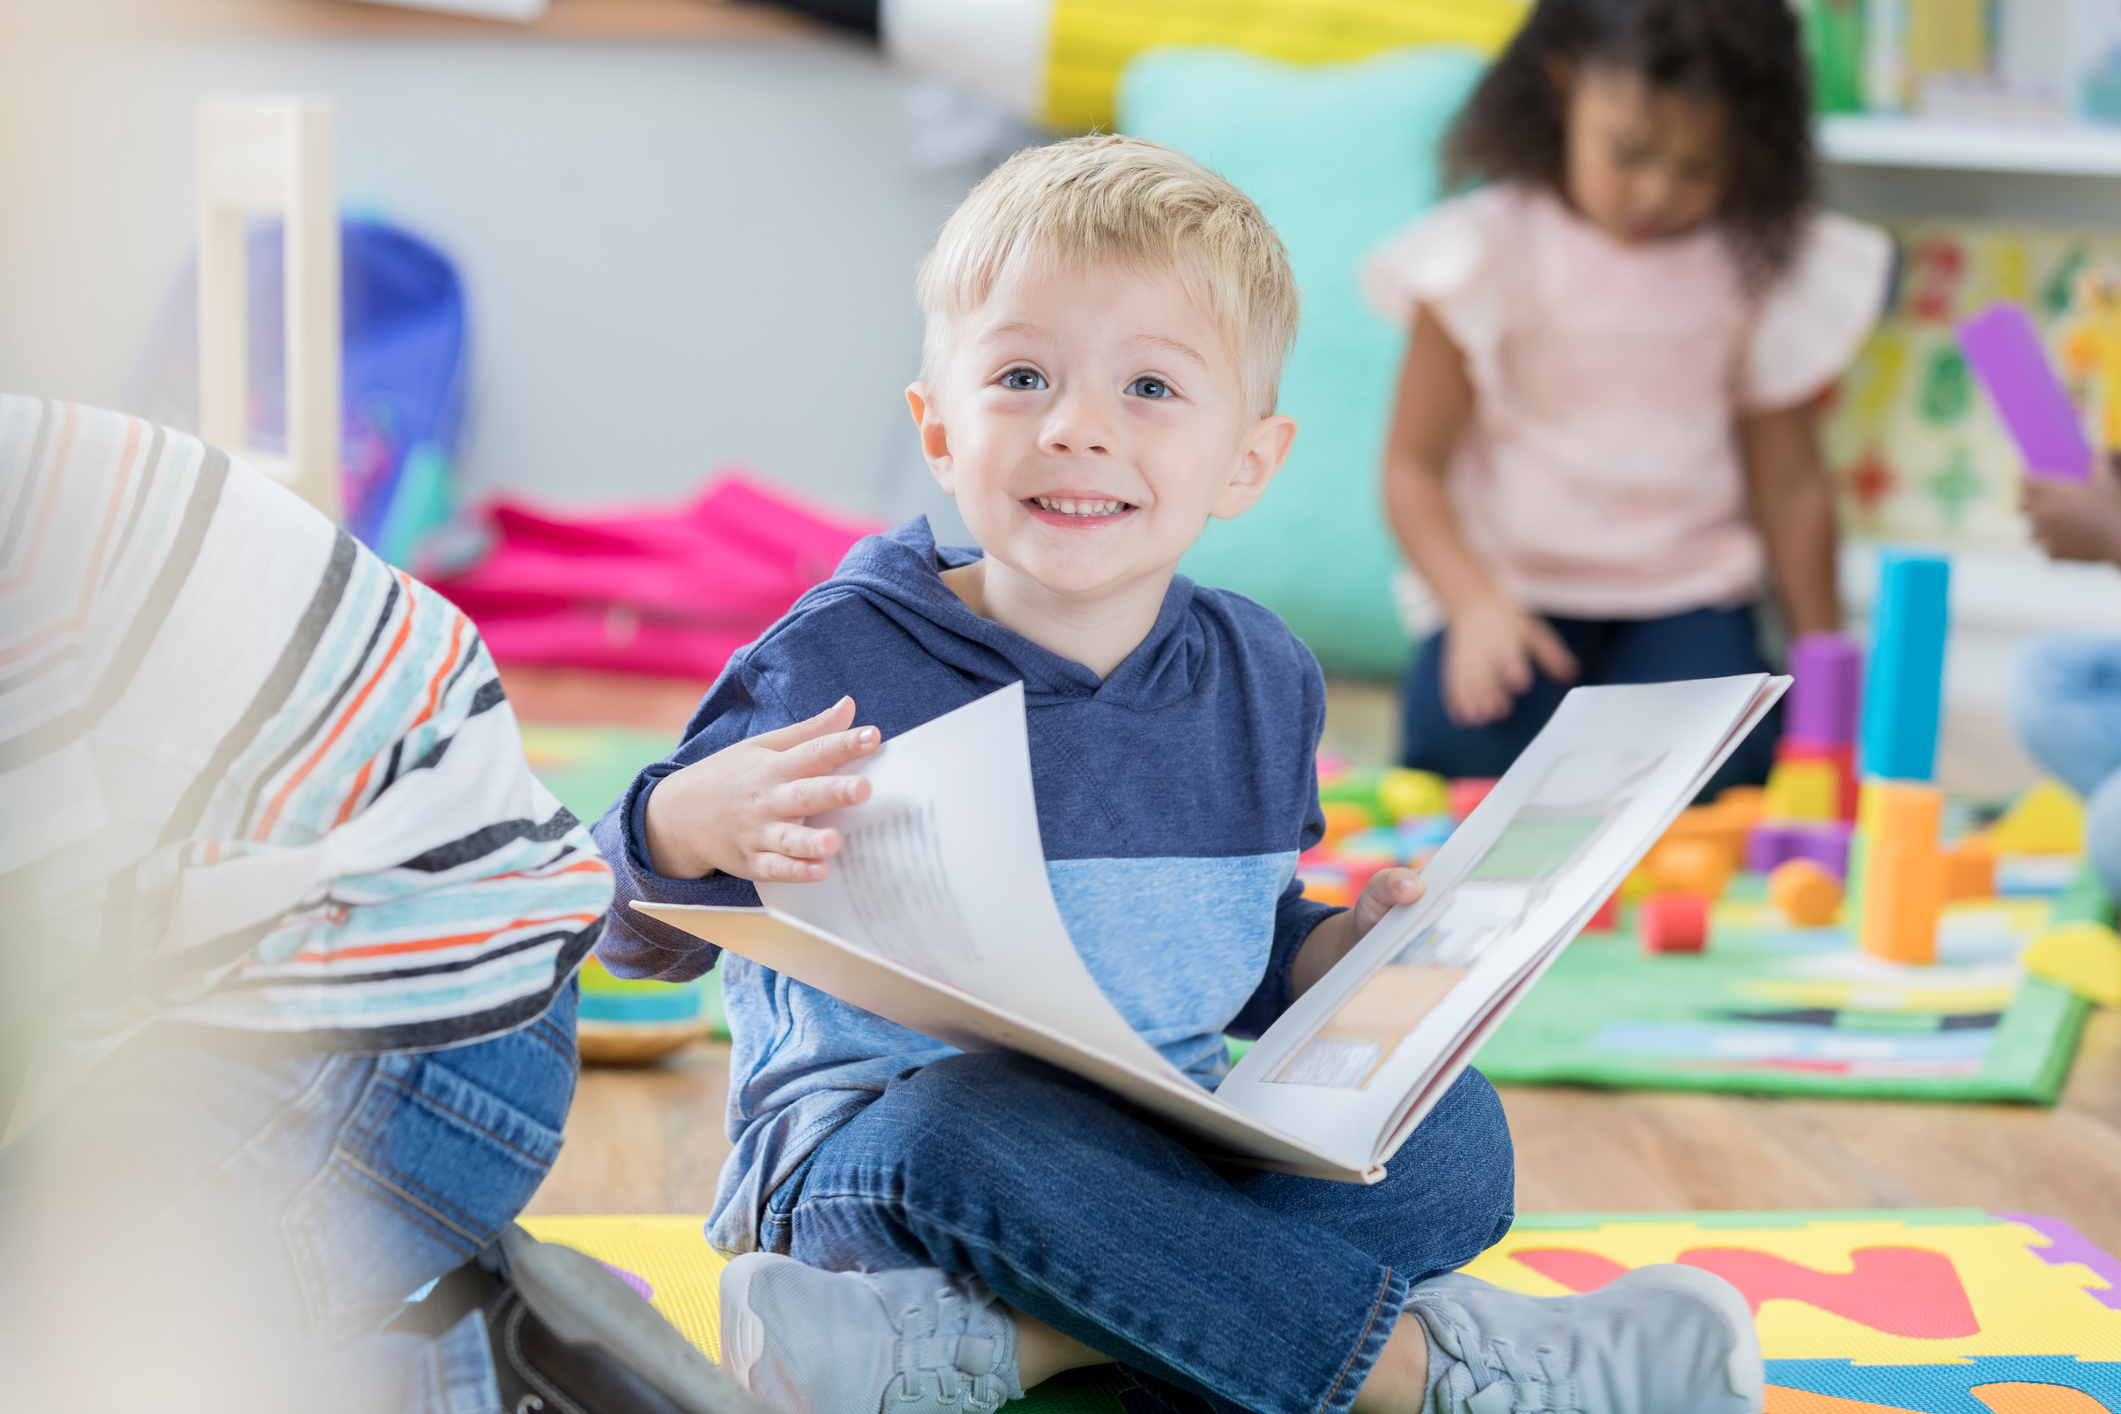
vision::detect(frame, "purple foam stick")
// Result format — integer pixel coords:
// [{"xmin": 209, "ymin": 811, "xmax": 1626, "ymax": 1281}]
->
[
  {"xmin": 1787, "ymin": 633, "xmax": 1862, "ymax": 745},
  {"xmin": 1958, "ymin": 302, "xmax": 2091, "ymax": 482}
]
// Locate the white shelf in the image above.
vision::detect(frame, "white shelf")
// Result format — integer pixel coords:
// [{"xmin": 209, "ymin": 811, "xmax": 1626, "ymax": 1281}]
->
[{"xmin": 1819, "ymin": 114, "xmax": 2121, "ymax": 177}]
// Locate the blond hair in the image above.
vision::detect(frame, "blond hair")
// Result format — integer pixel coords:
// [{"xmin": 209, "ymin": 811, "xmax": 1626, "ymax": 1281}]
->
[{"xmin": 916, "ymin": 135, "xmax": 1300, "ymax": 419}]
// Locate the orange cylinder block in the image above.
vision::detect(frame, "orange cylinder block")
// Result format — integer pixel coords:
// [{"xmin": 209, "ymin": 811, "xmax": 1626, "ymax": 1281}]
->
[
  {"xmin": 1860, "ymin": 783, "xmax": 1944, "ymax": 965},
  {"xmin": 1768, "ymin": 858, "xmax": 1842, "ymax": 927},
  {"xmin": 1650, "ymin": 836, "xmax": 1735, "ymax": 900},
  {"xmin": 1943, "ymin": 833, "xmax": 1996, "ymax": 901}
]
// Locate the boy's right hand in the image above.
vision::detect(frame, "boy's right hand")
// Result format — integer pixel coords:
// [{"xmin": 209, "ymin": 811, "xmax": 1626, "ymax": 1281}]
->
[
  {"xmin": 1443, "ymin": 596, "xmax": 1577, "ymax": 727},
  {"xmin": 642, "ymin": 697, "xmax": 880, "ymax": 883}
]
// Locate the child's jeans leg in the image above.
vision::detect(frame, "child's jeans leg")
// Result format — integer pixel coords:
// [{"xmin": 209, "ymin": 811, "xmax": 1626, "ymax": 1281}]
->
[
  {"xmin": 761, "ymin": 1051, "xmax": 1516, "ymax": 1414},
  {"xmin": 1400, "ymin": 619, "xmax": 1596, "ymax": 776},
  {"xmin": 2010, "ymin": 636, "xmax": 2121, "ymax": 901},
  {"xmin": 2009, "ymin": 635, "xmax": 2121, "ymax": 800},
  {"xmin": 0, "ymin": 982, "xmax": 581, "ymax": 1414}
]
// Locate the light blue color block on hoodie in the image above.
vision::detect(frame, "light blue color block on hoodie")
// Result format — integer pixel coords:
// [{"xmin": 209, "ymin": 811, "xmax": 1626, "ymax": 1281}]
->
[
  {"xmin": 1118, "ymin": 46, "xmax": 1486, "ymax": 676},
  {"xmin": 1860, "ymin": 550, "xmax": 1951, "ymax": 782}
]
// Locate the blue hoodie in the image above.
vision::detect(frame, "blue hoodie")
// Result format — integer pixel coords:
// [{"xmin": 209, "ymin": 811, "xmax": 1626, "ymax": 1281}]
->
[{"xmin": 593, "ymin": 517, "xmax": 1337, "ymax": 1252}]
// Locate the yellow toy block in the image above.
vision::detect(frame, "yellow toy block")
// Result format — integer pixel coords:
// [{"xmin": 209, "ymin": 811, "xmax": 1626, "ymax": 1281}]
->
[
  {"xmin": 2023, "ymin": 920, "xmax": 2121, "ymax": 1007},
  {"xmin": 1378, "ymin": 767, "xmax": 1449, "ymax": 822},
  {"xmin": 1989, "ymin": 779, "xmax": 2086, "ymax": 856},
  {"xmin": 1765, "ymin": 760, "xmax": 1838, "ymax": 821}
]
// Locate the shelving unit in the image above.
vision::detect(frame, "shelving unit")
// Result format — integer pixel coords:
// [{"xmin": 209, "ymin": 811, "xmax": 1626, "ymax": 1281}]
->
[{"xmin": 1819, "ymin": 113, "xmax": 2121, "ymax": 177}]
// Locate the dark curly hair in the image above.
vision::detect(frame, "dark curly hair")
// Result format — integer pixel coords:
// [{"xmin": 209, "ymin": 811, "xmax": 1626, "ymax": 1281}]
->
[{"xmin": 1444, "ymin": 0, "xmax": 1815, "ymax": 285}]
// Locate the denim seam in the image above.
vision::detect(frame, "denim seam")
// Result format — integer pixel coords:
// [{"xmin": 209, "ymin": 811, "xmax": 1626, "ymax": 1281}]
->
[
  {"xmin": 1314, "ymin": 1266, "xmax": 1395, "ymax": 1414},
  {"xmin": 386, "ymin": 1072, "xmax": 561, "ymax": 1170},
  {"xmin": 333, "ymin": 1149, "xmax": 490, "ymax": 1248}
]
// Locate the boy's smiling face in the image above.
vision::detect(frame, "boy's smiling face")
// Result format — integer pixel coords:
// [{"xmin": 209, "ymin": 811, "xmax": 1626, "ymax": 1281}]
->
[{"xmin": 908, "ymin": 258, "xmax": 1295, "ymax": 614}]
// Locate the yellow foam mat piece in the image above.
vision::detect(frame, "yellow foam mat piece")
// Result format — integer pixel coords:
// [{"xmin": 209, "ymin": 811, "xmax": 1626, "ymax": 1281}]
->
[
  {"xmin": 1044, "ymin": 0, "xmax": 1526, "ymax": 131},
  {"xmin": 1460, "ymin": 1213, "xmax": 2121, "ymax": 1365},
  {"xmin": 519, "ymin": 1215, "xmax": 728, "ymax": 1361}
]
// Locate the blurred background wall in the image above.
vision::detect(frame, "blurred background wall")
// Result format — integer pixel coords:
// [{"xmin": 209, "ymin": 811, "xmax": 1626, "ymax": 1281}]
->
[{"xmin": 0, "ymin": 7, "xmax": 979, "ymax": 535}]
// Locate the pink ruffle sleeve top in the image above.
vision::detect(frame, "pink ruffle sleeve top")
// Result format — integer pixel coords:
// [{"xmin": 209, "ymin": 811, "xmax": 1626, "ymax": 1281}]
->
[{"xmin": 1364, "ymin": 183, "xmax": 1893, "ymax": 621}]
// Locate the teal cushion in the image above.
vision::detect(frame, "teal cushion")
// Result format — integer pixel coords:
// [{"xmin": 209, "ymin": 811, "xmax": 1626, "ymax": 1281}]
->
[{"xmin": 1118, "ymin": 47, "xmax": 1485, "ymax": 676}]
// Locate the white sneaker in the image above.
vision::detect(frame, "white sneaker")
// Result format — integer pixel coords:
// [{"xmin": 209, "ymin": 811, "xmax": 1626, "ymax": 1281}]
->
[
  {"xmin": 1405, "ymin": 1265, "xmax": 1764, "ymax": 1414},
  {"xmin": 718, "ymin": 1253, "xmax": 1022, "ymax": 1414}
]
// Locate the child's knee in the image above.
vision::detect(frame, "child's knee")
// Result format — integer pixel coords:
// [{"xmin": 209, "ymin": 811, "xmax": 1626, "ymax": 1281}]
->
[
  {"xmin": 1430, "ymin": 1068, "xmax": 1517, "ymax": 1237},
  {"xmin": 881, "ymin": 1051, "xmax": 1091, "ymax": 1151}
]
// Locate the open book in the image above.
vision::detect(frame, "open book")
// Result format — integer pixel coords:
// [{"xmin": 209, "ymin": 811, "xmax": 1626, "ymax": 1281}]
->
[{"xmin": 636, "ymin": 674, "xmax": 1785, "ymax": 1183}]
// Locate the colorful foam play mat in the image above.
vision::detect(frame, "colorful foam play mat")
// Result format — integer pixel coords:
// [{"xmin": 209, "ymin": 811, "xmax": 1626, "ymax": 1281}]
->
[
  {"xmin": 519, "ymin": 1209, "xmax": 2121, "ymax": 1412},
  {"xmin": 1473, "ymin": 885, "xmax": 2091, "ymax": 1103}
]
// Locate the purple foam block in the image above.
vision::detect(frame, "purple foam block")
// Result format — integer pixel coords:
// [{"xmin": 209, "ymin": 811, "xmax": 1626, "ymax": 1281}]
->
[
  {"xmin": 1786, "ymin": 633, "xmax": 1862, "ymax": 746},
  {"xmin": 1746, "ymin": 821, "xmax": 1852, "ymax": 880},
  {"xmin": 1746, "ymin": 823, "xmax": 1803, "ymax": 874},
  {"xmin": 1786, "ymin": 821, "xmax": 1853, "ymax": 881},
  {"xmin": 1958, "ymin": 302, "xmax": 2091, "ymax": 482}
]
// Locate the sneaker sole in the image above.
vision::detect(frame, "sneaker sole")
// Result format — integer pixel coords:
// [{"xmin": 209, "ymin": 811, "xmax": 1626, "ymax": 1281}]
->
[
  {"xmin": 1605, "ymin": 1264, "xmax": 1766, "ymax": 1414},
  {"xmin": 717, "ymin": 1251, "xmax": 778, "ymax": 1391}
]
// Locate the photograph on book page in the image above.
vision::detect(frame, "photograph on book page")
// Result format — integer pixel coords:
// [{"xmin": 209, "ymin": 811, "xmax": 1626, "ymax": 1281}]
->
[{"xmin": 1269, "ymin": 746, "xmax": 1667, "ymax": 1091}]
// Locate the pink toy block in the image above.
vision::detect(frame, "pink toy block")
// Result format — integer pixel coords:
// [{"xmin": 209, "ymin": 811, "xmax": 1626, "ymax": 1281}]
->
[{"xmin": 1639, "ymin": 894, "xmax": 1708, "ymax": 954}]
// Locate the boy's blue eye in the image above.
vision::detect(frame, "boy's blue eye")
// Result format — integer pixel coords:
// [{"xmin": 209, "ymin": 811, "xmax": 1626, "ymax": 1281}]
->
[
  {"xmin": 1127, "ymin": 377, "xmax": 1173, "ymax": 399},
  {"xmin": 1000, "ymin": 368, "xmax": 1048, "ymax": 391}
]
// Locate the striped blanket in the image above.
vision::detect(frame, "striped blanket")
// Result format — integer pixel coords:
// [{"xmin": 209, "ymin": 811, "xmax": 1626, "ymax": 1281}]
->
[{"xmin": 0, "ymin": 395, "xmax": 611, "ymax": 1066}]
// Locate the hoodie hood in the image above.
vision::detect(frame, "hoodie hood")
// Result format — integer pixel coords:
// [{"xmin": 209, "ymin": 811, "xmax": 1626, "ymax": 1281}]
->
[{"xmin": 786, "ymin": 517, "xmax": 1208, "ymax": 712}]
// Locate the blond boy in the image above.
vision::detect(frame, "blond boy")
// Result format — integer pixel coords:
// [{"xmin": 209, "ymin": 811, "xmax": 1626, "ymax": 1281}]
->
[{"xmin": 593, "ymin": 137, "xmax": 1762, "ymax": 1414}]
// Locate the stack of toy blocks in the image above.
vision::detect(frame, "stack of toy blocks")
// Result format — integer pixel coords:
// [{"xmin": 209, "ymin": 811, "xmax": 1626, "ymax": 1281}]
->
[
  {"xmin": 1750, "ymin": 632, "xmax": 1860, "ymax": 880},
  {"xmin": 1848, "ymin": 551, "xmax": 1953, "ymax": 965}
]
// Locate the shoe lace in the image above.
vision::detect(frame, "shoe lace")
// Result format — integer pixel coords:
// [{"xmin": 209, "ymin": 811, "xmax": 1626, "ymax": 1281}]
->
[
  {"xmin": 888, "ymin": 1284, "xmax": 1003, "ymax": 1411},
  {"xmin": 1455, "ymin": 1333, "xmax": 1573, "ymax": 1413}
]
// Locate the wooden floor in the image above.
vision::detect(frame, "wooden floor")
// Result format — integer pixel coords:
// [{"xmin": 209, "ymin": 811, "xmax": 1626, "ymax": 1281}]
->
[
  {"xmin": 527, "ymin": 984, "xmax": 2121, "ymax": 1256},
  {"xmin": 522, "ymin": 673, "xmax": 2121, "ymax": 1254}
]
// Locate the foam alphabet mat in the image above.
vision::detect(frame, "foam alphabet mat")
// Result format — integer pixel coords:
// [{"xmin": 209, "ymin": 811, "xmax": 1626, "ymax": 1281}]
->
[
  {"xmin": 520, "ymin": 1209, "xmax": 2121, "ymax": 1413},
  {"xmin": 1472, "ymin": 889, "xmax": 2091, "ymax": 1103}
]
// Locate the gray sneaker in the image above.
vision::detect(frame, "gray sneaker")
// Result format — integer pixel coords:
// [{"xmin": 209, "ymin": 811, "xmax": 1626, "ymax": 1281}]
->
[
  {"xmin": 718, "ymin": 1253, "xmax": 1022, "ymax": 1414},
  {"xmin": 1405, "ymin": 1265, "xmax": 1764, "ymax": 1414}
]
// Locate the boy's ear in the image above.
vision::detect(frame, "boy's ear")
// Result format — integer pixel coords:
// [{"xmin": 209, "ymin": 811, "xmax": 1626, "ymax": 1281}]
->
[
  {"xmin": 905, "ymin": 383, "xmax": 957, "ymax": 496},
  {"xmin": 1209, "ymin": 413, "xmax": 1298, "ymax": 521}
]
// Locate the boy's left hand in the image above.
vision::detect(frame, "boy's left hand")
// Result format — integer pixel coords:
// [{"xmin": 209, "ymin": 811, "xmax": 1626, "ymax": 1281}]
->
[
  {"xmin": 1353, "ymin": 867, "xmax": 1426, "ymax": 941},
  {"xmin": 1292, "ymin": 867, "xmax": 1427, "ymax": 998}
]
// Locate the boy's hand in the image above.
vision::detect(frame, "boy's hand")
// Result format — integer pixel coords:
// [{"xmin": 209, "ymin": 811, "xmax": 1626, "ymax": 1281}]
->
[
  {"xmin": 643, "ymin": 697, "xmax": 880, "ymax": 883},
  {"xmin": 2023, "ymin": 458, "xmax": 2121, "ymax": 565},
  {"xmin": 1443, "ymin": 596, "xmax": 1577, "ymax": 726},
  {"xmin": 1292, "ymin": 867, "xmax": 1427, "ymax": 998},
  {"xmin": 1354, "ymin": 867, "xmax": 1426, "ymax": 941}
]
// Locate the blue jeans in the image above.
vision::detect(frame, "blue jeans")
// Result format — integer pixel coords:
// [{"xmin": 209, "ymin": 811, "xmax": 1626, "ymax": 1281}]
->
[
  {"xmin": 760, "ymin": 1051, "xmax": 1516, "ymax": 1414},
  {"xmin": 2010, "ymin": 635, "xmax": 2121, "ymax": 900},
  {"xmin": 0, "ymin": 981, "xmax": 580, "ymax": 1412},
  {"xmin": 1402, "ymin": 604, "xmax": 1779, "ymax": 799}
]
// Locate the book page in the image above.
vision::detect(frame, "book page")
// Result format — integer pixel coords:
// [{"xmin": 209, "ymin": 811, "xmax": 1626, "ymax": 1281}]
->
[
  {"xmin": 1267, "ymin": 746, "xmax": 1665, "ymax": 1091},
  {"xmin": 1215, "ymin": 674, "xmax": 1786, "ymax": 1164},
  {"xmin": 756, "ymin": 682, "xmax": 1170, "ymax": 1072}
]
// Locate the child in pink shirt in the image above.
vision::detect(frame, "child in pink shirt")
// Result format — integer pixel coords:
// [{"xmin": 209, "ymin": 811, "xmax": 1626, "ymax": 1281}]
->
[{"xmin": 1369, "ymin": 0, "xmax": 1892, "ymax": 791}]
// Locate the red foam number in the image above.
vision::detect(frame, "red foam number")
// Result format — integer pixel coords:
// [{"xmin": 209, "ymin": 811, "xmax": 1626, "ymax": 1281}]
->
[{"xmin": 1509, "ymin": 1245, "xmax": 1978, "ymax": 1339}]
